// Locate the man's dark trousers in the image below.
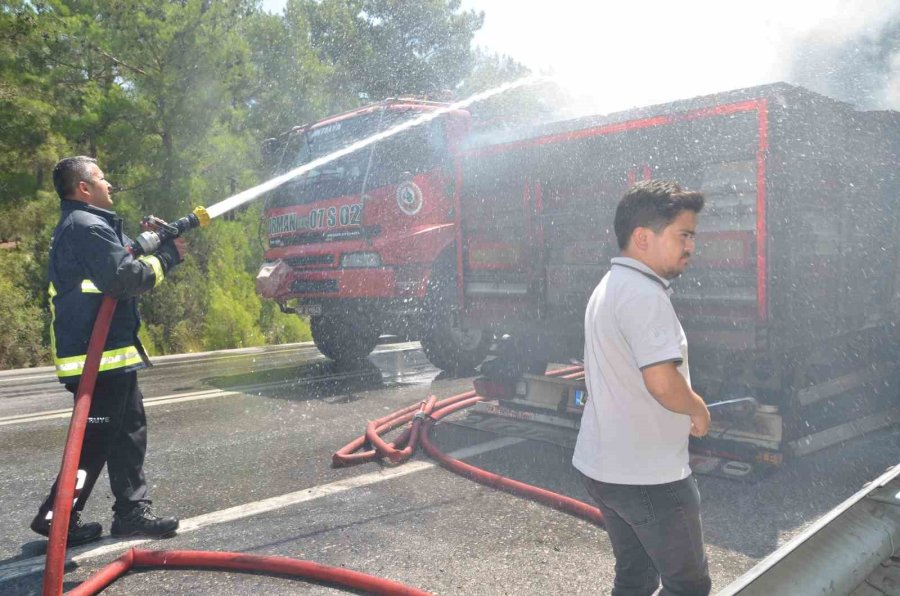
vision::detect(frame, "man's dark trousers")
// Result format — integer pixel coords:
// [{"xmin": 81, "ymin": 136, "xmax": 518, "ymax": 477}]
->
[
  {"xmin": 38, "ymin": 371, "xmax": 149, "ymax": 518},
  {"xmin": 582, "ymin": 474, "xmax": 711, "ymax": 596}
]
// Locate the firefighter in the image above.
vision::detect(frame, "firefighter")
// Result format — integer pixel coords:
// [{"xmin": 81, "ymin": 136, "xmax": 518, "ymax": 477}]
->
[
  {"xmin": 572, "ymin": 180, "xmax": 712, "ymax": 595},
  {"xmin": 30, "ymin": 156, "xmax": 182, "ymax": 545}
]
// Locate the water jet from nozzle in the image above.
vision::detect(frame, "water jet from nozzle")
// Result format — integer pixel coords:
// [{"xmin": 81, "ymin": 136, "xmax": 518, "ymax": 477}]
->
[{"xmin": 202, "ymin": 74, "xmax": 547, "ymax": 220}]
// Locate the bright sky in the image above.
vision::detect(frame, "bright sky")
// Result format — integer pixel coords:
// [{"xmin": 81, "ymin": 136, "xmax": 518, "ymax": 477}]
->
[{"xmin": 262, "ymin": 0, "xmax": 900, "ymax": 115}]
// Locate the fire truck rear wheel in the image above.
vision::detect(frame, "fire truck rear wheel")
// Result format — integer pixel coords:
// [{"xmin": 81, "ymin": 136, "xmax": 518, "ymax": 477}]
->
[
  {"xmin": 310, "ymin": 314, "xmax": 380, "ymax": 363},
  {"xmin": 420, "ymin": 269, "xmax": 490, "ymax": 373}
]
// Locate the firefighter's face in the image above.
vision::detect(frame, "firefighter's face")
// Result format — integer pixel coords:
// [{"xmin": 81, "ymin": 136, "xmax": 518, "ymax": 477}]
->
[
  {"xmin": 644, "ymin": 210, "xmax": 698, "ymax": 279},
  {"xmin": 79, "ymin": 164, "xmax": 113, "ymax": 210}
]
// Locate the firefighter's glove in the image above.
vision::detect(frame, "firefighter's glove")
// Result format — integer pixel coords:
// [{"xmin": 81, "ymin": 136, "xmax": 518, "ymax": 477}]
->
[{"xmin": 156, "ymin": 238, "xmax": 184, "ymax": 273}]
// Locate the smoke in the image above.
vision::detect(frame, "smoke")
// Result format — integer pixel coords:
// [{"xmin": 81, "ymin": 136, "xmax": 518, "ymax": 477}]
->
[
  {"xmin": 462, "ymin": 0, "xmax": 900, "ymax": 119},
  {"xmin": 786, "ymin": 1, "xmax": 900, "ymax": 109}
]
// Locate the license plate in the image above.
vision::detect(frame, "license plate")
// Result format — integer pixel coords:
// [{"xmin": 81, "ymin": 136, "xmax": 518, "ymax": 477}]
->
[{"xmin": 296, "ymin": 304, "xmax": 322, "ymax": 316}]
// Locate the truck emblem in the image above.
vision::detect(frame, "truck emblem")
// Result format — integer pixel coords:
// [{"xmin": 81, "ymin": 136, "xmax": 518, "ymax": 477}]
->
[{"xmin": 396, "ymin": 181, "xmax": 424, "ymax": 215}]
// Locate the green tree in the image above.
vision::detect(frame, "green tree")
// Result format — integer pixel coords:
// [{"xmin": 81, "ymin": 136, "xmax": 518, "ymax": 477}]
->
[
  {"xmin": 0, "ymin": 2, "xmax": 90, "ymax": 216},
  {"xmin": 83, "ymin": 0, "xmax": 259, "ymax": 219},
  {"xmin": 0, "ymin": 248, "xmax": 49, "ymax": 367},
  {"xmin": 241, "ymin": 8, "xmax": 333, "ymax": 139},
  {"xmin": 298, "ymin": 0, "xmax": 483, "ymax": 102},
  {"xmin": 0, "ymin": 0, "xmax": 492, "ymax": 367},
  {"xmin": 139, "ymin": 255, "xmax": 209, "ymax": 355},
  {"xmin": 356, "ymin": 0, "xmax": 483, "ymax": 98},
  {"xmin": 457, "ymin": 49, "xmax": 568, "ymax": 130}
]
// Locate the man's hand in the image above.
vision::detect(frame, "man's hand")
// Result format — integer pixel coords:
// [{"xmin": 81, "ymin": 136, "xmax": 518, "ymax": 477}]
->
[
  {"xmin": 140, "ymin": 215, "xmax": 186, "ymax": 261},
  {"xmin": 690, "ymin": 406, "xmax": 711, "ymax": 437},
  {"xmin": 642, "ymin": 361, "xmax": 711, "ymax": 436},
  {"xmin": 157, "ymin": 238, "xmax": 184, "ymax": 268},
  {"xmin": 140, "ymin": 215, "xmax": 164, "ymax": 233}
]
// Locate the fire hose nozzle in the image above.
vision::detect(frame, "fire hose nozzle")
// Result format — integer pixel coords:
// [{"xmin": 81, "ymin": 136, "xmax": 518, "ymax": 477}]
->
[
  {"xmin": 131, "ymin": 206, "xmax": 209, "ymax": 256},
  {"xmin": 192, "ymin": 205, "xmax": 210, "ymax": 228}
]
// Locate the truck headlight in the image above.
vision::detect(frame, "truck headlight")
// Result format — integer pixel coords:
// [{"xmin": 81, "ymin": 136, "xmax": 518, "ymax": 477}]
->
[{"xmin": 340, "ymin": 252, "xmax": 382, "ymax": 268}]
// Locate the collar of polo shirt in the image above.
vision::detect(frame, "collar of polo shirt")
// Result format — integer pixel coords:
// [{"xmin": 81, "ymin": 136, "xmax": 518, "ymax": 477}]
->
[{"xmin": 610, "ymin": 256, "xmax": 673, "ymax": 291}]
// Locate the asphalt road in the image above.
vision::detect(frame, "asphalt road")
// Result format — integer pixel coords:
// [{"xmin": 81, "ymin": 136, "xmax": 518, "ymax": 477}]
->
[{"xmin": 1, "ymin": 342, "xmax": 898, "ymax": 595}]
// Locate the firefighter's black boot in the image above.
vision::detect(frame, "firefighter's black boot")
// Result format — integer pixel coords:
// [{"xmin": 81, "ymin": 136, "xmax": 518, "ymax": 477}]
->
[
  {"xmin": 30, "ymin": 511, "xmax": 103, "ymax": 546},
  {"xmin": 110, "ymin": 502, "xmax": 179, "ymax": 538}
]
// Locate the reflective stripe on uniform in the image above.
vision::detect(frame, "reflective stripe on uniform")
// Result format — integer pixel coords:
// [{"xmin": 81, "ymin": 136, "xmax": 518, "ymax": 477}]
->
[
  {"xmin": 139, "ymin": 255, "xmax": 165, "ymax": 287},
  {"xmin": 48, "ymin": 283, "xmax": 58, "ymax": 366},
  {"xmin": 55, "ymin": 345, "xmax": 143, "ymax": 379},
  {"xmin": 81, "ymin": 279, "xmax": 101, "ymax": 293}
]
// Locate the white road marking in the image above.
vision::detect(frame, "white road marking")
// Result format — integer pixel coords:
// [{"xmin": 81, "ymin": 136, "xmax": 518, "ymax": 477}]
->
[
  {"xmin": 0, "ymin": 370, "xmax": 384, "ymax": 427},
  {"xmin": 0, "ymin": 389, "xmax": 242, "ymax": 427},
  {"xmin": 0, "ymin": 375, "xmax": 55, "ymax": 384},
  {"xmin": 0, "ymin": 436, "xmax": 524, "ymax": 584}
]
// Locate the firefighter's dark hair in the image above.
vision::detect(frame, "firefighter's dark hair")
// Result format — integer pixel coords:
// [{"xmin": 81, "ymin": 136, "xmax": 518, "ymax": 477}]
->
[
  {"xmin": 614, "ymin": 180, "xmax": 704, "ymax": 250},
  {"xmin": 53, "ymin": 156, "xmax": 97, "ymax": 200}
]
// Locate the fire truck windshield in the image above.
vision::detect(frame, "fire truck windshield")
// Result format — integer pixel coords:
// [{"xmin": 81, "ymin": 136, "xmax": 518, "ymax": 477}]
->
[{"xmin": 266, "ymin": 108, "xmax": 448, "ymax": 209}]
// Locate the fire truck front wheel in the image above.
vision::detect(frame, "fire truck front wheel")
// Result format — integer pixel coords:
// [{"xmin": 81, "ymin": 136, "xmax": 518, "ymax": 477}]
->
[
  {"xmin": 310, "ymin": 314, "xmax": 380, "ymax": 363},
  {"xmin": 420, "ymin": 270, "xmax": 490, "ymax": 373}
]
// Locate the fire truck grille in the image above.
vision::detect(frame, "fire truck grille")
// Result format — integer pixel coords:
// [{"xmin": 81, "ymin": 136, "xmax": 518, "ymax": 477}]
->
[
  {"xmin": 291, "ymin": 279, "xmax": 339, "ymax": 294},
  {"xmin": 284, "ymin": 255, "xmax": 334, "ymax": 267}
]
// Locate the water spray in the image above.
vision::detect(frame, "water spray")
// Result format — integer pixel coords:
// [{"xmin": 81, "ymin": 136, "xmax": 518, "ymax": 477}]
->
[
  {"xmin": 127, "ymin": 75, "xmax": 544, "ymax": 255},
  {"xmin": 204, "ymin": 74, "xmax": 546, "ymax": 220}
]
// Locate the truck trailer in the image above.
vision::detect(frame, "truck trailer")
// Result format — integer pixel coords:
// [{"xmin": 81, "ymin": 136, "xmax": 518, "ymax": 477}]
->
[{"xmin": 452, "ymin": 83, "xmax": 900, "ymax": 477}]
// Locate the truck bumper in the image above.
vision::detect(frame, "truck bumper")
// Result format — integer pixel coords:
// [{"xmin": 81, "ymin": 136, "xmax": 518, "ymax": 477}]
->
[{"xmin": 282, "ymin": 267, "xmax": 398, "ymax": 299}]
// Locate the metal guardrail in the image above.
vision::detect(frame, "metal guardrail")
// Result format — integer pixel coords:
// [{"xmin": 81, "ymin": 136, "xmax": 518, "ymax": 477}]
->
[{"xmin": 719, "ymin": 463, "xmax": 900, "ymax": 595}]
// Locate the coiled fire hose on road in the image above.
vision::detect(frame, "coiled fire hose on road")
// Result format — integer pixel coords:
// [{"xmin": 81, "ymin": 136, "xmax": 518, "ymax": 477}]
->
[{"xmin": 333, "ymin": 365, "xmax": 605, "ymax": 526}]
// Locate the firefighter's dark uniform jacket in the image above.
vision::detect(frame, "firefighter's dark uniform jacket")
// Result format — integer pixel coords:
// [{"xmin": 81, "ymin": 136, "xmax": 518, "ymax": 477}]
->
[{"xmin": 49, "ymin": 199, "xmax": 180, "ymax": 383}]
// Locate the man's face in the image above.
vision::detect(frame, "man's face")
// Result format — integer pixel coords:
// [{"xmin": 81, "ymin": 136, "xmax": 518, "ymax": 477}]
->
[
  {"xmin": 645, "ymin": 210, "xmax": 698, "ymax": 279},
  {"xmin": 79, "ymin": 164, "xmax": 113, "ymax": 210}
]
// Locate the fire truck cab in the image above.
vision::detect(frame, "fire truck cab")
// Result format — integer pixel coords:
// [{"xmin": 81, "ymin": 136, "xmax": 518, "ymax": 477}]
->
[{"xmin": 258, "ymin": 99, "xmax": 490, "ymax": 370}]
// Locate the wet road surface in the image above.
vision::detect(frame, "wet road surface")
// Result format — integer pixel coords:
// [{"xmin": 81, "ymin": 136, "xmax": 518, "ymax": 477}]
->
[{"xmin": 1, "ymin": 341, "xmax": 898, "ymax": 594}]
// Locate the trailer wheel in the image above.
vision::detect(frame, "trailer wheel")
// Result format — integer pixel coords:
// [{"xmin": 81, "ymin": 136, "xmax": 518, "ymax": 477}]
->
[
  {"xmin": 420, "ymin": 267, "xmax": 490, "ymax": 373},
  {"xmin": 310, "ymin": 314, "xmax": 380, "ymax": 363}
]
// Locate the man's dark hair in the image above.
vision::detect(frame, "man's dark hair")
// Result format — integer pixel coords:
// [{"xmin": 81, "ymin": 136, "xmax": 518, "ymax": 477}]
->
[
  {"xmin": 613, "ymin": 180, "xmax": 705, "ymax": 250},
  {"xmin": 52, "ymin": 156, "xmax": 97, "ymax": 200}
]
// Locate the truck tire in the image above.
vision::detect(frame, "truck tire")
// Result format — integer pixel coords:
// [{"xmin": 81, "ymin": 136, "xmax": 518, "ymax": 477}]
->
[
  {"xmin": 310, "ymin": 314, "xmax": 380, "ymax": 363},
  {"xmin": 420, "ymin": 267, "xmax": 490, "ymax": 373}
]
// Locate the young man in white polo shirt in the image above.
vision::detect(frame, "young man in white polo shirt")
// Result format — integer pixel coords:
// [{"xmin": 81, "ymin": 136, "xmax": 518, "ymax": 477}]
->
[{"xmin": 572, "ymin": 180, "xmax": 712, "ymax": 596}]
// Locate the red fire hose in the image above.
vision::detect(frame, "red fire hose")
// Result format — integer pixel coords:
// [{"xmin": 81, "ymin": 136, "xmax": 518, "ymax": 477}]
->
[
  {"xmin": 66, "ymin": 549, "xmax": 430, "ymax": 596},
  {"xmin": 43, "ymin": 296, "xmax": 118, "ymax": 596},
  {"xmin": 333, "ymin": 390, "xmax": 477, "ymax": 467},
  {"xmin": 42, "ymin": 295, "xmax": 432, "ymax": 595},
  {"xmin": 333, "ymin": 365, "xmax": 604, "ymax": 526}
]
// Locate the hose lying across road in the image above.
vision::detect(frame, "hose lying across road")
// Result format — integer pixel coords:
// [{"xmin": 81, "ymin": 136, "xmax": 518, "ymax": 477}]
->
[
  {"xmin": 333, "ymin": 365, "xmax": 605, "ymax": 526},
  {"xmin": 67, "ymin": 548, "xmax": 430, "ymax": 596}
]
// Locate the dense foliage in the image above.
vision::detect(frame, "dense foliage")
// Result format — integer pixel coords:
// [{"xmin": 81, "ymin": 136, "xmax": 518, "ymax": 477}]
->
[{"xmin": 0, "ymin": 0, "xmax": 541, "ymax": 369}]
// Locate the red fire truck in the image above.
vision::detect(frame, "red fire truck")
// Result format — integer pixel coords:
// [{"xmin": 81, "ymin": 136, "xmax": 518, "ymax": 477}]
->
[
  {"xmin": 258, "ymin": 98, "xmax": 491, "ymax": 371},
  {"xmin": 258, "ymin": 83, "xmax": 900, "ymax": 475}
]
